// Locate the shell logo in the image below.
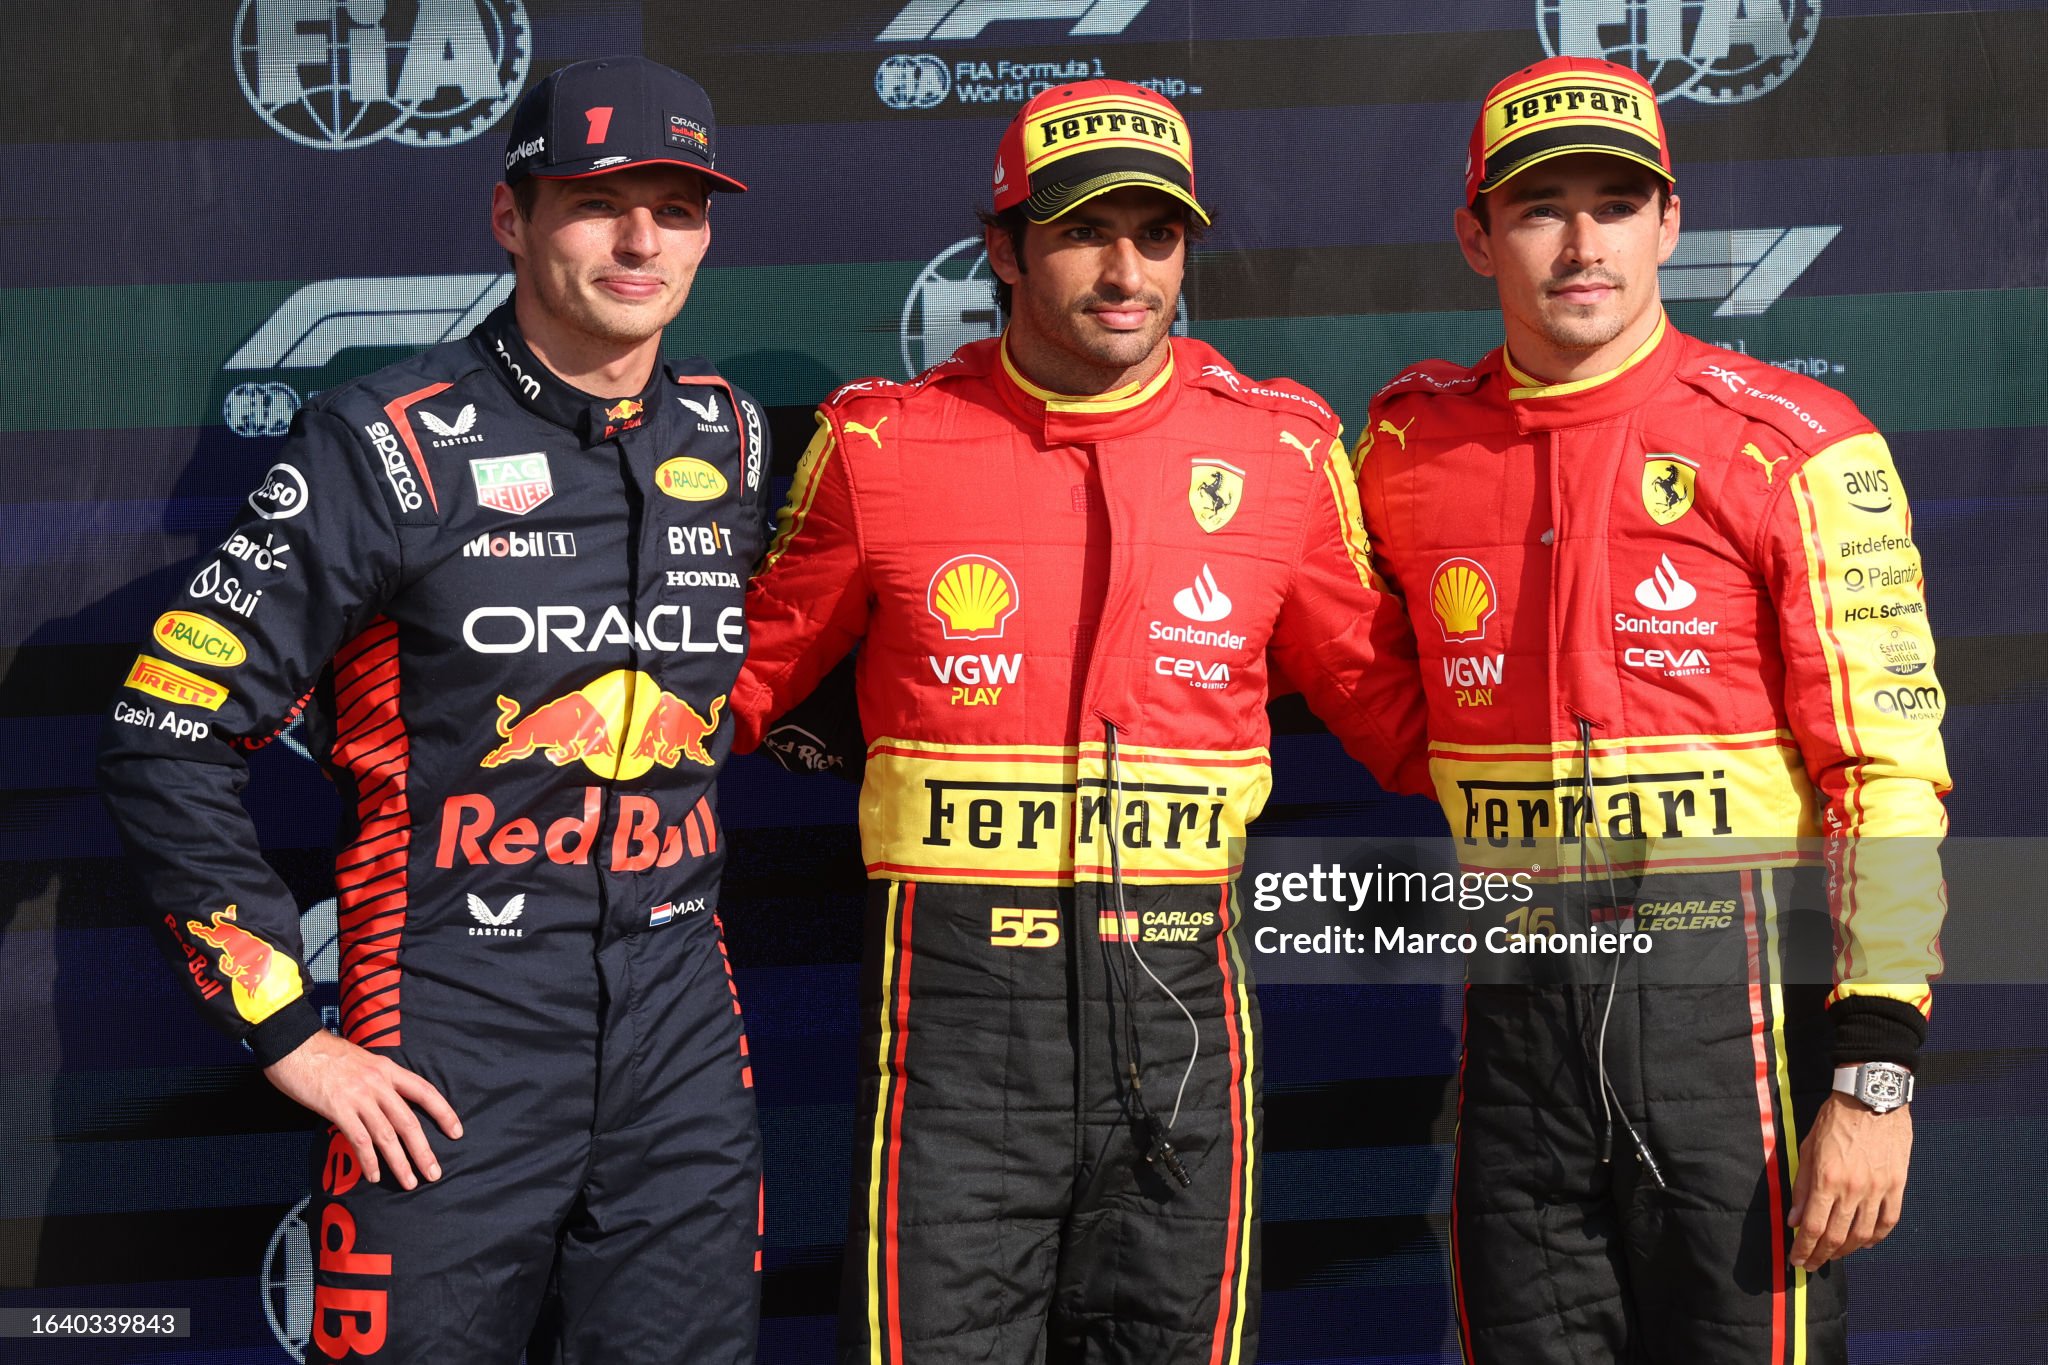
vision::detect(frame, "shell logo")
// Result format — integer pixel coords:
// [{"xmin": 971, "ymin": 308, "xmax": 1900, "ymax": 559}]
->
[
  {"xmin": 1429, "ymin": 558, "xmax": 1497, "ymax": 643},
  {"xmin": 654, "ymin": 457, "xmax": 728, "ymax": 502},
  {"xmin": 927, "ymin": 554, "xmax": 1019, "ymax": 640}
]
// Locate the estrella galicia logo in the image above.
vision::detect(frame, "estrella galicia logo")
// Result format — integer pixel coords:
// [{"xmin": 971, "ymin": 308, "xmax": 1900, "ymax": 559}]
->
[
  {"xmin": 876, "ymin": 54, "xmax": 951, "ymax": 110},
  {"xmin": 233, "ymin": 0, "xmax": 532, "ymax": 150},
  {"xmin": 1539, "ymin": 0, "xmax": 1818, "ymax": 105}
]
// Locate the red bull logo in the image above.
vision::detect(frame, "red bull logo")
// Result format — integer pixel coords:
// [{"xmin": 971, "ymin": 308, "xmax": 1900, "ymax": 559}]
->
[
  {"xmin": 436, "ymin": 787, "xmax": 722, "ymax": 872},
  {"xmin": 184, "ymin": 904, "xmax": 304, "ymax": 1025},
  {"xmin": 603, "ymin": 397, "xmax": 647, "ymax": 437},
  {"xmin": 480, "ymin": 671, "xmax": 725, "ymax": 778}
]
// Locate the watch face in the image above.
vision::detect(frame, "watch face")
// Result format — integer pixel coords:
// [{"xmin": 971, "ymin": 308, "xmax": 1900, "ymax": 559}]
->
[{"xmin": 1864, "ymin": 1069, "xmax": 1906, "ymax": 1105}]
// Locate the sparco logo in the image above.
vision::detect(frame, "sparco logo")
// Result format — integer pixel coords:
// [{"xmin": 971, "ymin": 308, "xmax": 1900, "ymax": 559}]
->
[
  {"xmin": 233, "ymin": 0, "xmax": 532, "ymax": 150},
  {"xmin": 1539, "ymin": 0, "xmax": 1818, "ymax": 105},
  {"xmin": 364, "ymin": 421, "xmax": 424, "ymax": 512},
  {"xmin": 879, "ymin": 0, "xmax": 1151, "ymax": 41}
]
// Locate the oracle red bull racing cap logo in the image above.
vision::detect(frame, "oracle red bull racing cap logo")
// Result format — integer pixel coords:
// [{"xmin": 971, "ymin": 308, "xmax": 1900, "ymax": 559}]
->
[{"xmin": 481, "ymin": 669, "xmax": 725, "ymax": 779}]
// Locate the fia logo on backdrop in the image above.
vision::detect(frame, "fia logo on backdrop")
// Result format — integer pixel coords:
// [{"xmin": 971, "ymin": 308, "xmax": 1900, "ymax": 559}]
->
[
  {"xmin": 1539, "ymin": 0, "xmax": 1819, "ymax": 104},
  {"xmin": 234, "ymin": 0, "xmax": 532, "ymax": 149}
]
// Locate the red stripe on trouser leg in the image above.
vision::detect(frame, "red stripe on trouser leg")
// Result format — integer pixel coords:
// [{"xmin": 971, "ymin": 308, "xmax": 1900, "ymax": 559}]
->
[
  {"xmin": 1739, "ymin": 871, "xmax": 1790, "ymax": 1364},
  {"xmin": 1450, "ymin": 987, "xmax": 1475, "ymax": 1364},
  {"xmin": 883, "ymin": 883, "xmax": 917, "ymax": 1365},
  {"xmin": 1207, "ymin": 883, "xmax": 1245, "ymax": 1365}
]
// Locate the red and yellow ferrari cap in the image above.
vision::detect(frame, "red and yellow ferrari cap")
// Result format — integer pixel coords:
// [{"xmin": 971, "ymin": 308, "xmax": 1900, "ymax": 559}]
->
[
  {"xmin": 1465, "ymin": 56, "xmax": 1673, "ymax": 204},
  {"xmin": 992, "ymin": 80, "xmax": 1208, "ymax": 225}
]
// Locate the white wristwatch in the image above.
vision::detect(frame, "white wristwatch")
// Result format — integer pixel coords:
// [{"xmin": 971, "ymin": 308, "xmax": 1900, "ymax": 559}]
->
[{"xmin": 1833, "ymin": 1062, "xmax": 1914, "ymax": 1114}]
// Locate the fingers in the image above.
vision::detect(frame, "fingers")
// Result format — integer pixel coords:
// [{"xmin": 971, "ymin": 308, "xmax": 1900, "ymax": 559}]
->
[
  {"xmin": 379, "ymin": 1087, "xmax": 443, "ymax": 1186},
  {"xmin": 1842, "ymin": 1189, "xmax": 1883, "ymax": 1258},
  {"xmin": 1789, "ymin": 1187, "xmax": 1832, "ymax": 1271},
  {"xmin": 1799, "ymin": 1190, "xmax": 1858, "ymax": 1271},
  {"xmin": 1873, "ymin": 1186, "xmax": 1905, "ymax": 1244},
  {"xmin": 335, "ymin": 1113, "xmax": 381, "ymax": 1186},
  {"xmin": 389, "ymin": 1065, "xmax": 465, "ymax": 1141},
  {"xmin": 361, "ymin": 1102, "xmax": 418, "ymax": 1191}
]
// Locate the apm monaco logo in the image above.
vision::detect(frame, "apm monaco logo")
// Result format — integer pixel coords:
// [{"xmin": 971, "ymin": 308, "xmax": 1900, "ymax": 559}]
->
[
  {"xmin": 233, "ymin": 0, "xmax": 532, "ymax": 149},
  {"xmin": 1539, "ymin": 0, "xmax": 1818, "ymax": 105}
]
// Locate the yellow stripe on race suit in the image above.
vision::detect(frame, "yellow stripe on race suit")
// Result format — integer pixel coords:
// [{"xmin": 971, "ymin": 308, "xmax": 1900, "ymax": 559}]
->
[
  {"xmin": 1504, "ymin": 314, "xmax": 1667, "ymax": 400},
  {"xmin": 1223, "ymin": 890, "xmax": 1257, "ymax": 1363},
  {"xmin": 864, "ymin": 882, "xmax": 901, "ymax": 1363},
  {"xmin": 859, "ymin": 739, "xmax": 1272, "ymax": 884},
  {"xmin": 1428, "ymin": 737, "xmax": 1819, "ymax": 878},
  {"xmin": 1787, "ymin": 433, "xmax": 1950, "ymax": 1017},
  {"xmin": 762, "ymin": 414, "xmax": 836, "ymax": 576},
  {"xmin": 1316, "ymin": 435, "xmax": 1382, "ymax": 593},
  {"xmin": 1000, "ymin": 336, "xmax": 1176, "ymax": 414},
  {"xmin": 1762, "ymin": 872, "xmax": 1809, "ymax": 1364}
]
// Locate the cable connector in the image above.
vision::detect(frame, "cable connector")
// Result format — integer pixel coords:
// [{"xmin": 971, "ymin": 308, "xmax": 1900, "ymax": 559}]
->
[{"xmin": 1144, "ymin": 1114, "xmax": 1193, "ymax": 1188}]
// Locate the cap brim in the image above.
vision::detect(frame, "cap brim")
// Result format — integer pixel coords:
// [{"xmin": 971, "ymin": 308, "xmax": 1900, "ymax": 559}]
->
[
  {"xmin": 1477, "ymin": 143, "xmax": 1673, "ymax": 198},
  {"xmin": 1024, "ymin": 171, "xmax": 1210, "ymax": 225},
  {"xmin": 536, "ymin": 157, "xmax": 748, "ymax": 193}
]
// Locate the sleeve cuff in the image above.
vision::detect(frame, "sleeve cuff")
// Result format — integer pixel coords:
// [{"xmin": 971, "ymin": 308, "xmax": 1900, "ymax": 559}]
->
[
  {"xmin": 247, "ymin": 997, "xmax": 326, "ymax": 1068},
  {"xmin": 1829, "ymin": 995, "xmax": 1926, "ymax": 1070}
]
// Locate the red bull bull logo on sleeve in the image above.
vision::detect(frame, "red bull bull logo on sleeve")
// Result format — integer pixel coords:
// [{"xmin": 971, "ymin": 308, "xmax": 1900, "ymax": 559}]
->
[
  {"xmin": 480, "ymin": 670, "xmax": 725, "ymax": 779},
  {"xmin": 184, "ymin": 904, "xmax": 305, "ymax": 1025}
]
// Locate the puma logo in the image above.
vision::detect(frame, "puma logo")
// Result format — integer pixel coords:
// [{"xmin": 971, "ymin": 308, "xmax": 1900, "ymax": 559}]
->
[
  {"xmin": 1745, "ymin": 442, "xmax": 1788, "ymax": 484},
  {"xmin": 843, "ymin": 416, "xmax": 889, "ymax": 448},
  {"xmin": 1378, "ymin": 417, "xmax": 1416, "ymax": 450},
  {"xmin": 1278, "ymin": 431, "xmax": 1319, "ymax": 467}
]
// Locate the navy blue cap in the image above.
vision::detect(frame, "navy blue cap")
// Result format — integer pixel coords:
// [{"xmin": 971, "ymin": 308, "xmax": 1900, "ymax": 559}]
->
[{"xmin": 503, "ymin": 57, "xmax": 745, "ymax": 192}]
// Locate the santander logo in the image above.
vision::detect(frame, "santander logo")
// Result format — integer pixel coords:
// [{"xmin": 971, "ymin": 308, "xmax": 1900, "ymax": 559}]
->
[
  {"xmin": 1173, "ymin": 565, "xmax": 1233, "ymax": 622},
  {"xmin": 1634, "ymin": 555, "xmax": 1698, "ymax": 612}
]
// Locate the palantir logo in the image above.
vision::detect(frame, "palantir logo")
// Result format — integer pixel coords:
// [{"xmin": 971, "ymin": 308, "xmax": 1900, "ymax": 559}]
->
[
  {"xmin": 234, "ymin": 0, "xmax": 532, "ymax": 150},
  {"xmin": 877, "ymin": 54, "xmax": 952, "ymax": 109},
  {"xmin": 1539, "ymin": 0, "xmax": 1818, "ymax": 104}
]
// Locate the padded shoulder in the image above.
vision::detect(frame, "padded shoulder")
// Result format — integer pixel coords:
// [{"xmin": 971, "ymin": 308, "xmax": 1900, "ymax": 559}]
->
[
  {"xmin": 1178, "ymin": 342, "xmax": 1340, "ymax": 436},
  {"xmin": 1671, "ymin": 338, "xmax": 1874, "ymax": 454}
]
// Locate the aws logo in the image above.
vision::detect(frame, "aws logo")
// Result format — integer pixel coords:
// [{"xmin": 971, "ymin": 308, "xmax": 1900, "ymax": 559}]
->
[
  {"xmin": 1429, "ymin": 558, "xmax": 1497, "ymax": 643},
  {"xmin": 928, "ymin": 554, "xmax": 1019, "ymax": 640}
]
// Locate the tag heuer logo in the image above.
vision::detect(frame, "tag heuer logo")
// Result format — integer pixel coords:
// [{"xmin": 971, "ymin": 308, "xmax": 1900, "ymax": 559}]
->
[{"xmin": 470, "ymin": 453, "xmax": 553, "ymax": 516}]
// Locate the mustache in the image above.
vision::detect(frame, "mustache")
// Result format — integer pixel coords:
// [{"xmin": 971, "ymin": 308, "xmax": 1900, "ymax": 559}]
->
[
  {"xmin": 1546, "ymin": 268, "xmax": 1626, "ymax": 292},
  {"xmin": 1077, "ymin": 289, "xmax": 1168, "ymax": 312}
]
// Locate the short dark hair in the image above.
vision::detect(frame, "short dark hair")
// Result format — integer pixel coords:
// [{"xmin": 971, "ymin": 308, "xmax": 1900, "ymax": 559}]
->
[
  {"xmin": 973, "ymin": 200, "xmax": 1212, "ymax": 324},
  {"xmin": 1469, "ymin": 180, "xmax": 1669, "ymax": 231}
]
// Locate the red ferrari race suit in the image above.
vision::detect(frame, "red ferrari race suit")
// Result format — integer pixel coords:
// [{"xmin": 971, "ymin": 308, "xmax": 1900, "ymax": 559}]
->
[
  {"xmin": 1354, "ymin": 317, "xmax": 1951, "ymax": 1364},
  {"xmin": 732, "ymin": 335, "xmax": 1429, "ymax": 1364},
  {"xmin": 98, "ymin": 303, "xmax": 769, "ymax": 1364}
]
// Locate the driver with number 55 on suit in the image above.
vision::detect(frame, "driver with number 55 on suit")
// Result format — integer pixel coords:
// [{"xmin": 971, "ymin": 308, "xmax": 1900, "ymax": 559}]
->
[{"xmin": 731, "ymin": 80, "xmax": 1431, "ymax": 1365}]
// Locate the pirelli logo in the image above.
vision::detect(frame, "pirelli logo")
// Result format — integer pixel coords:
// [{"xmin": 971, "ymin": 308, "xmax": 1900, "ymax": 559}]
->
[
  {"xmin": 125, "ymin": 654, "xmax": 228, "ymax": 711},
  {"xmin": 863, "ymin": 741, "xmax": 1272, "ymax": 884}
]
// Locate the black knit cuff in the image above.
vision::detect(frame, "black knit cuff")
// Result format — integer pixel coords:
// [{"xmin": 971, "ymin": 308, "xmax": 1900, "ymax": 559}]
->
[
  {"xmin": 1829, "ymin": 996, "xmax": 1927, "ymax": 1070},
  {"xmin": 247, "ymin": 997, "xmax": 326, "ymax": 1068}
]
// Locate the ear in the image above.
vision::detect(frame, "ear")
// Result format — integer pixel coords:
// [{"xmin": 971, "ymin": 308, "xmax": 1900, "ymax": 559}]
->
[
  {"xmin": 1656, "ymin": 192, "xmax": 1682, "ymax": 266},
  {"xmin": 1452, "ymin": 204, "xmax": 1494, "ymax": 279},
  {"xmin": 490, "ymin": 182, "xmax": 526, "ymax": 260},
  {"xmin": 987, "ymin": 221, "xmax": 1023, "ymax": 286}
]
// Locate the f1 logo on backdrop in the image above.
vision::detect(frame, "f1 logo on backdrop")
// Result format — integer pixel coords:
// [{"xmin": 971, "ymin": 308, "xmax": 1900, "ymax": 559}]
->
[
  {"xmin": 234, "ymin": 0, "xmax": 532, "ymax": 149},
  {"xmin": 226, "ymin": 275, "xmax": 514, "ymax": 371},
  {"xmin": 880, "ymin": 0, "xmax": 1151, "ymax": 41},
  {"xmin": 1540, "ymin": 0, "xmax": 1818, "ymax": 104}
]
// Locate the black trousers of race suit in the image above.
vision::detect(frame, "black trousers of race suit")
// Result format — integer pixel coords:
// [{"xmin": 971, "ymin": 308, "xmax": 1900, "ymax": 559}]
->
[
  {"xmin": 309, "ymin": 910, "xmax": 761, "ymax": 1363},
  {"xmin": 839, "ymin": 880, "xmax": 1262, "ymax": 1365},
  {"xmin": 1452, "ymin": 868, "xmax": 1848, "ymax": 1364}
]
